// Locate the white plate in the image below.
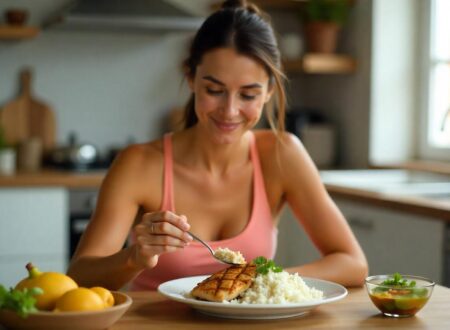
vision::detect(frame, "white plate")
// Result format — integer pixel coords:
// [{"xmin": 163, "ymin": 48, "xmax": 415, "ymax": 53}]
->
[{"xmin": 158, "ymin": 275, "xmax": 347, "ymax": 320}]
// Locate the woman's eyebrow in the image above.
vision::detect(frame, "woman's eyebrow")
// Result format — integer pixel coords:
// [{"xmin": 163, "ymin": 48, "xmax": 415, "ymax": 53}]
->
[{"xmin": 202, "ymin": 75, "xmax": 262, "ymax": 89}]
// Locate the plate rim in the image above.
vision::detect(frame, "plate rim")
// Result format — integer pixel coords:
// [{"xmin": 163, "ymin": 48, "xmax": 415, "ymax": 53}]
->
[{"xmin": 158, "ymin": 274, "xmax": 348, "ymax": 309}]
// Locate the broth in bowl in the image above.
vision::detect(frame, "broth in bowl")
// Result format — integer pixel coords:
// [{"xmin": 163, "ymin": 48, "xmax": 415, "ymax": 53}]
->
[{"xmin": 365, "ymin": 273, "xmax": 434, "ymax": 317}]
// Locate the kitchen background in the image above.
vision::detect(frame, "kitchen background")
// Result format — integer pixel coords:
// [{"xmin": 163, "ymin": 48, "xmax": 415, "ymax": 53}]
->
[{"xmin": 1, "ymin": 0, "xmax": 449, "ymax": 289}]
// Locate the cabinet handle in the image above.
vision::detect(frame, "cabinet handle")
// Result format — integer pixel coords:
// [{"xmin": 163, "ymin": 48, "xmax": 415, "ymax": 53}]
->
[{"xmin": 348, "ymin": 217, "xmax": 374, "ymax": 230}]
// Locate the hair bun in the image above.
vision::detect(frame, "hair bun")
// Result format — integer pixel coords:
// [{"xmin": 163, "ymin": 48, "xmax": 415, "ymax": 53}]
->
[{"xmin": 221, "ymin": 0, "xmax": 261, "ymax": 16}]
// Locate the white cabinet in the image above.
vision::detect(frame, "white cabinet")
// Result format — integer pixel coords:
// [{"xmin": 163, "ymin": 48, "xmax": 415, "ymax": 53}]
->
[
  {"xmin": 275, "ymin": 198, "xmax": 445, "ymax": 284},
  {"xmin": 335, "ymin": 198, "xmax": 444, "ymax": 283},
  {"xmin": 0, "ymin": 188, "xmax": 68, "ymax": 288}
]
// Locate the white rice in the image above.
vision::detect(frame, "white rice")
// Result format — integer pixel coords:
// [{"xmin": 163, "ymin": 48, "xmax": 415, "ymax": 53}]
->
[
  {"xmin": 230, "ymin": 270, "xmax": 323, "ymax": 304},
  {"xmin": 214, "ymin": 247, "xmax": 246, "ymax": 264}
]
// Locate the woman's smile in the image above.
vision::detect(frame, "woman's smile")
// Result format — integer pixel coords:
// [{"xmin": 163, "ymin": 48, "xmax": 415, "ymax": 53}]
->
[{"xmin": 211, "ymin": 117, "xmax": 242, "ymax": 133}]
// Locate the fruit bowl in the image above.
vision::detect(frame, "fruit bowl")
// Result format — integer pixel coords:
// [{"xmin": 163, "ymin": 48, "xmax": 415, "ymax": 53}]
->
[
  {"xmin": 365, "ymin": 274, "xmax": 434, "ymax": 317},
  {"xmin": 0, "ymin": 291, "xmax": 132, "ymax": 330}
]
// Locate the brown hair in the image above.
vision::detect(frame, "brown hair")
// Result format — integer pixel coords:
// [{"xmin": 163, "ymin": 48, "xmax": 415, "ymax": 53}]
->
[{"xmin": 183, "ymin": 0, "xmax": 286, "ymax": 135}]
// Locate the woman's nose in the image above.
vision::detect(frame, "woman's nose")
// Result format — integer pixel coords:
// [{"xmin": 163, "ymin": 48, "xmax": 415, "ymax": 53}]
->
[{"xmin": 222, "ymin": 94, "xmax": 239, "ymax": 116}]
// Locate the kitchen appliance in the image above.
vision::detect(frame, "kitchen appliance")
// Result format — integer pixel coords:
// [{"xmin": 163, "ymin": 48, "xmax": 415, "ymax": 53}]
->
[
  {"xmin": 68, "ymin": 189, "xmax": 128, "ymax": 260},
  {"xmin": 285, "ymin": 109, "xmax": 337, "ymax": 168},
  {"xmin": 68, "ymin": 189, "xmax": 98, "ymax": 259},
  {"xmin": 302, "ymin": 124, "xmax": 337, "ymax": 168},
  {"xmin": 0, "ymin": 68, "xmax": 56, "ymax": 153},
  {"xmin": 44, "ymin": 0, "xmax": 204, "ymax": 32},
  {"xmin": 47, "ymin": 133, "xmax": 100, "ymax": 171}
]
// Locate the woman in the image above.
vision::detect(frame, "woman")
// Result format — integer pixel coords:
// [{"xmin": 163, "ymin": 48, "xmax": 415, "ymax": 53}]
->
[{"xmin": 68, "ymin": 0, "xmax": 368, "ymax": 290}]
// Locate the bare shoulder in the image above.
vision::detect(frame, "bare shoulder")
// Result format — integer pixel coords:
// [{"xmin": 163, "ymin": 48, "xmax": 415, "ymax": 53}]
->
[
  {"xmin": 253, "ymin": 129, "xmax": 305, "ymax": 164},
  {"xmin": 111, "ymin": 140, "xmax": 162, "ymax": 172},
  {"xmin": 253, "ymin": 129, "xmax": 317, "ymax": 183},
  {"xmin": 102, "ymin": 139, "xmax": 165, "ymax": 192}
]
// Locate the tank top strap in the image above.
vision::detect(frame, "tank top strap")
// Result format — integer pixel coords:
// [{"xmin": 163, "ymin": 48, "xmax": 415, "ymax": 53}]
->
[
  {"xmin": 248, "ymin": 132, "xmax": 271, "ymax": 214},
  {"xmin": 161, "ymin": 133, "xmax": 175, "ymax": 211}
]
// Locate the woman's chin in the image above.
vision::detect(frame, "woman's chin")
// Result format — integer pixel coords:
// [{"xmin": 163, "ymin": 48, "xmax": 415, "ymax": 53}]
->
[{"xmin": 210, "ymin": 129, "xmax": 241, "ymax": 145}]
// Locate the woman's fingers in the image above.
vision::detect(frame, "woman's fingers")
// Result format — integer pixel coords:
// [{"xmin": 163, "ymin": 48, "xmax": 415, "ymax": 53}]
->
[
  {"xmin": 150, "ymin": 221, "xmax": 193, "ymax": 243},
  {"xmin": 137, "ymin": 242, "xmax": 183, "ymax": 256},
  {"xmin": 143, "ymin": 211, "xmax": 190, "ymax": 231},
  {"xmin": 136, "ymin": 233, "xmax": 187, "ymax": 248},
  {"xmin": 141, "ymin": 211, "xmax": 192, "ymax": 243},
  {"xmin": 132, "ymin": 211, "xmax": 193, "ymax": 268}
]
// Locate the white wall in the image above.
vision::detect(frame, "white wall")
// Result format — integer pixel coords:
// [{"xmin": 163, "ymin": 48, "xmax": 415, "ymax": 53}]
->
[{"xmin": 1, "ymin": 16, "xmax": 192, "ymax": 152}]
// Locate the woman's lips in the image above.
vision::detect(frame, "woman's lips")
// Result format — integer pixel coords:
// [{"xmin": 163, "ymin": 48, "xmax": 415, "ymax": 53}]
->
[{"xmin": 212, "ymin": 118, "xmax": 241, "ymax": 132}]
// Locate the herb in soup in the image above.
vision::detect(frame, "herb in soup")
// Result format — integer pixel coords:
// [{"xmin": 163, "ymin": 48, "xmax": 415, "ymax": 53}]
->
[{"xmin": 381, "ymin": 273, "xmax": 416, "ymax": 288}]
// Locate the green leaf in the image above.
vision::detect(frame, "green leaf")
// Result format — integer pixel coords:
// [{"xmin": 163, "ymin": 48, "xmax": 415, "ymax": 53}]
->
[
  {"xmin": 303, "ymin": 0, "xmax": 351, "ymax": 25},
  {"xmin": 252, "ymin": 257, "xmax": 284, "ymax": 275},
  {"xmin": 381, "ymin": 273, "xmax": 417, "ymax": 288},
  {"xmin": 0, "ymin": 285, "xmax": 42, "ymax": 318},
  {"xmin": 253, "ymin": 256, "xmax": 267, "ymax": 265},
  {"xmin": 273, "ymin": 266, "xmax": 283, "ymax": 273}
]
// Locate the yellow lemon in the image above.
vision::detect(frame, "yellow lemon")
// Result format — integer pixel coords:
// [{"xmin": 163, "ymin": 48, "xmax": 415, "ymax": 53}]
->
[
  {"xmin": 54, "ymin": 288, "xmax": 105, "ymax": 312},
  {"xmin": 90, "ymin": 287, "xmax": 115, "ymax": 308},
  {"xmin": 15, "ymin": 263, "xmax": 78, "ymax": 311}
]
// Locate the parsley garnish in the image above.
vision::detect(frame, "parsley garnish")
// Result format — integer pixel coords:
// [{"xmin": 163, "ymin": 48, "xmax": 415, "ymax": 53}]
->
[
  {"xmin": 252, "ymin": 256, "xmax": 283, "ymax": 275},
  {"xmin": 381, "ymin": 273, "xmax": 416, "ymax": 288},
  {"xmin": 0, "ymin": 285, "xmax": 43, "ymax": 318}
]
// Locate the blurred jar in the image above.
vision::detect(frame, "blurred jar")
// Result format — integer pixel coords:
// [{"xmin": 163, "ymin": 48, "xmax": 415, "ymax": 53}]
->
[
  {"xmin": 279, "ymin": 33, "xmax": 304, "ymax": 59},
  {"xmin": 17, "ymin": 137, "xmax": 43, "ymax": 172},
  {"xmin": 0, "ymin": 148, "xmax": 16, "ymax": 176}
]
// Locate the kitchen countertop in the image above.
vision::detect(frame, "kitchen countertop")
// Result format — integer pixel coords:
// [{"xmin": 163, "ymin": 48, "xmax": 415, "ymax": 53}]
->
[
  {"xmin": 110, "ymin": 285, "xmax": 450, "ymax": 329},
  {"xmin": 0, "ymin": 169, "xmax": 106, "ymax": 188},
  {"xmin": 0, "ymin": 168, "xmax": 449, "ymax": 221},
  {"xmin": 326, "ymin": 184, "xmax": 450, "ymax": 221}
]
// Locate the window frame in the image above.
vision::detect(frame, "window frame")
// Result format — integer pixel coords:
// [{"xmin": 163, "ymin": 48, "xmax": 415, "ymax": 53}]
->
[{"xmin": 417, "ymin": 0, "xmax": 450, "ymax": 161}]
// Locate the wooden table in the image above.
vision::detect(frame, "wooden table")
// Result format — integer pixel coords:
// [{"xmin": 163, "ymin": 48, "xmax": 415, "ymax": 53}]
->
[{"xmin": 112, "ymin": 285, "xmax": 450, "ymax": 329}]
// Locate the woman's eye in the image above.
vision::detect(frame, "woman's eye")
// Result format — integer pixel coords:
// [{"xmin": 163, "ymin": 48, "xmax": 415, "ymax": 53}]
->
[
  {"xmin": 241, "ymin": 94, "xmax": 257, "ymax": 101},
  {"xmin": 206, "ymin": 88, "xmax": 224, "ymax": 95}
]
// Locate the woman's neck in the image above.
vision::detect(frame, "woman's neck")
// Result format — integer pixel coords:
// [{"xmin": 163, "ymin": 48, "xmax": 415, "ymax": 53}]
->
[{"xmin": 175, "ymin": 128, "xmax": 251, "ymax": 177}]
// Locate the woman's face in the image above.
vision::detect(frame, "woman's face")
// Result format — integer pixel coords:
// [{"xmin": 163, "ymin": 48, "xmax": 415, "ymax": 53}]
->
[{"xmin": 188, "ymin": 47, "xmax": 273, "ymax": 144}]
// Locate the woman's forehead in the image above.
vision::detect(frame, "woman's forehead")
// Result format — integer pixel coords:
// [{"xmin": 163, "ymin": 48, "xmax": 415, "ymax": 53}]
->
[{"xmin": 196, "ymin": 48, "xmax": 269, "ymax": 85}]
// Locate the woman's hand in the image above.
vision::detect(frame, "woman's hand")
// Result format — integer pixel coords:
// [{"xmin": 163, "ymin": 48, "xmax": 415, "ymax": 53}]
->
[{"xmin": 130, "ymin": 211, "xmax": 193, "ymax": 269}]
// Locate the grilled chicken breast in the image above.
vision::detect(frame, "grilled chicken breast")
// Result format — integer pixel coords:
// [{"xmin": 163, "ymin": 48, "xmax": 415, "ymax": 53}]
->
[{"xmin": 191, "ymin": 263, "xmax": 257, "ymax": 302}]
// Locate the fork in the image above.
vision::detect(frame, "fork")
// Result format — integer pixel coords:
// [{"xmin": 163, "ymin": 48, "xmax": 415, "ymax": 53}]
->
[{"xmin": 187, "ymin": 231, "xmax": 241, "ymax": 266}]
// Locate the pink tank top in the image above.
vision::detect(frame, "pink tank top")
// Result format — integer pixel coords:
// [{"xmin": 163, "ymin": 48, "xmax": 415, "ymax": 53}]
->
[{"xmin": 130, "ymin": 132, "xmax": 277, "ymax": 290}]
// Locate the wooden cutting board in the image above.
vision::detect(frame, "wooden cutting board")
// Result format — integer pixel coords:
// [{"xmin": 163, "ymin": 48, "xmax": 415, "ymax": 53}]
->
[{"xmin": 0, "ymin": 68, "xmax": 56, "ymax": 152}]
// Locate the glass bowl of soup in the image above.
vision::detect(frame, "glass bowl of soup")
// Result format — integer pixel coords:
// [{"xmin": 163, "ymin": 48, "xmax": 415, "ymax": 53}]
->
[{"xmin": 365, "ymin": 273, "xmax": 434, "ymax": 317}]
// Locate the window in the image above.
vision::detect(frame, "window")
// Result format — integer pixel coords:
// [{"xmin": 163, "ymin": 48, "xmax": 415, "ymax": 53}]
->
[{"xmin": 420, "ymin": 0, "xmax": 450, "ymax": 160}]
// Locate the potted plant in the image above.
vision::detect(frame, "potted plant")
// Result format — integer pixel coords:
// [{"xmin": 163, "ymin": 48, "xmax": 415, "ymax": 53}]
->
[
  {"xmin": 0, "ymin": 124, "xmax": 16, "ymax": 175},
  {"xmin": 302, "ymin": 0, "xmax": 351, "ymax": 53}
]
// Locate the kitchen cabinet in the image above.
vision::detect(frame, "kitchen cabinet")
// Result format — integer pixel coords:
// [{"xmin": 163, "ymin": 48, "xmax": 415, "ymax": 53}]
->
[
  {"xmin": 336, "ymin": 198, "xmax": 444, "ymax": 283},
  {"xmin": 0, "ymin": 25, "xmax": 39, "ymax": 40},
  {"xmin": 0, "ymin": 188, "xmax": 68, "ymax": 288},
  {"xmin": 275, "ymin": 206, "xmax": 321, "ymax": 267},
  {"xmin": 276, "ymin": 199, "xmax": 445, "ymax": 283}
]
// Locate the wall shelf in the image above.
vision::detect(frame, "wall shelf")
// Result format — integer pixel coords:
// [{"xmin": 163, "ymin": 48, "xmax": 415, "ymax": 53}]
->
[
  {"xmin": 0, "ymin": 25, "xmax": 40, "ymax": 40},
  {"xmin": 283, "ymin": 53, "xmax": 357, "ymax": 74}
]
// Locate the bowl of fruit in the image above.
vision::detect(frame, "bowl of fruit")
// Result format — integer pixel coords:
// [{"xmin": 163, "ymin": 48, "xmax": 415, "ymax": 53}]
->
[
  {"xmin": 0, "ymin": 263, "xmax": 132, "ymax": 330},
  {"xmin": 365, "ymin": 273, "xmax": 434, "ymax": 318}
]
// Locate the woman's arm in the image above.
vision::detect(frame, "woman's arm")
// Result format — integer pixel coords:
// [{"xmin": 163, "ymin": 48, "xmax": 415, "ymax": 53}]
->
[
  {"xmin": 67, "ymin": 144, "xmax": 191, "ymax": 290},
  {"xmin": 276, "ymin": 133, "xmax": 368, "ymax": 287}
]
